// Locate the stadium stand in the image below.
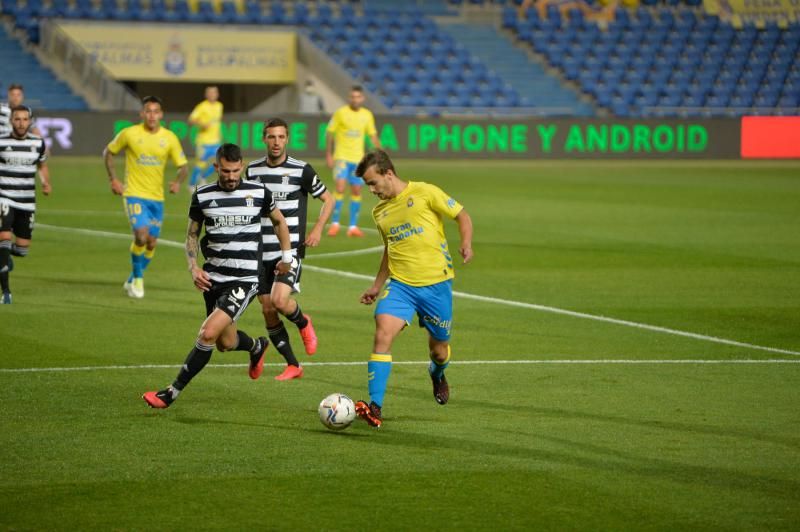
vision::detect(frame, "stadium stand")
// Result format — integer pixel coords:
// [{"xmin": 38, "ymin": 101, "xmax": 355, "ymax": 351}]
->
[
  {"xmin": 502, "ymin": 3, "xmax": 800, "ymax": 117},
  {"xmin": 0, "ymin": 23, "xmax": 87, "ymax": 110},
  {"xmin": 440, "ymin": 23, "xmax": 593, "ymax": 115},
  {"xmin": 307, "ymin": 9, "xmax": 531, "ymax": 114},
  {"xmin": 3, "ymin": 0, "xmax": 797, "ymax": 116}
]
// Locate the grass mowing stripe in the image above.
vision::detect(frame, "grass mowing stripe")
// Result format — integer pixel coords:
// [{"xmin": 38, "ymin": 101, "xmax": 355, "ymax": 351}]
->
[
  {"xmin": 37, "ymin": 223, "xmax": 800, "ymax": 358},
  {"xmin": 2, "ymin": 359, "xmax": 799, "ymax": 373}
]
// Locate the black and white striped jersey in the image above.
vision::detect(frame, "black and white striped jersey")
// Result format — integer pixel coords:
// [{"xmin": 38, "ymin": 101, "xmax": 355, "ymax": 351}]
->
[
  {"xmin": 0, "ymin": 103, "xmax": 11, "ymax": 136},
  {"xmin": 245, "ymin": 155, "xmax": 327, "ymax": 261},
  {"xmin": 189, "ymin": 180, "xmax": 276, "ymax": 286},
  {"xmin": 0, "ymin": 132, "xmax": 47, "ymax": 212}
]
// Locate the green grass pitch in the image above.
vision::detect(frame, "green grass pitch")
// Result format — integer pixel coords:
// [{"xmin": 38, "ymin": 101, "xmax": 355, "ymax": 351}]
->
[{"xmin": 1, "ymin": 157, "xmax": 799, "ymax": 530}]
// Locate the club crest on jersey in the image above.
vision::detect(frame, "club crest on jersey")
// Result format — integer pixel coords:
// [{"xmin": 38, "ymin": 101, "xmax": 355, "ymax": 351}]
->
[
  {"xmin": 407, "ymin": 197, "xmax": 414, "ymax": 207},
  {"xmin": 281, "ymin": 174, "xmax": 290, "ymax": 186},
  {"xmin": 159, "ymin": 139, "xmax": 167, "ymax": 148},
  {"xmin": 245, "ymin": 195, "xmax": 254, "ymax": 207}
]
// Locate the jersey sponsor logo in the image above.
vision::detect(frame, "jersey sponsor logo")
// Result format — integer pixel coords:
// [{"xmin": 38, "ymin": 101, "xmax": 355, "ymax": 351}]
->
[
  {"xmin": 423, "ymin": 313, "xmax": 452, "ymax": 332},
  {"xmin": 1, "ymin": 154, "xmax": 39, "ymax": 166},
  {"xmin": 212, "ymin": 214, "xmax": 256, "ymax": 227},
  {"xmin": 387, "ymin": 222, "xmax": 425, "ymax": 243},
  {"xmin": 136, "ymin": 154, "xmax": 162, "ymax": 167},
  {"xmin": 272, "ymin": 191, "xmax": 289, "ymax": 200}
]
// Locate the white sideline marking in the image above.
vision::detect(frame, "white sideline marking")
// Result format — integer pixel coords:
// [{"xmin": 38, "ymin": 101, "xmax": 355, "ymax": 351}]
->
[
  {"xmin": 1, "ymin": 359, "xmax": 799, "ymax": 374},
  {"xmin": 302, "ymin": 246, "xmax": 383, "ymax": 259},
  {"xmin": 36, "ymin": 224, "xmax": 381, "ymax": 259},
  {"xmin": 302, "ymin": 265, "xmax": 800, "ymax": 357},
  {"xmin": 36, "ymin": 224, "xmax": 800, "ymax": 358},
  {"xmin": 45, "ymin": 209, "xmax": 183, "ymax": 219}
]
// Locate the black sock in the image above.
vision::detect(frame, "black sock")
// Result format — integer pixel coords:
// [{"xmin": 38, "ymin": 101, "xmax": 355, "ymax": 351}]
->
[
  {"xmin": 286, "ymin": 304, "xmax": 308, "ymax": 329},
  {"xmin": 235, "ymin": 330, "xmax": 256, "ymax": 353},
  {"xmin": 0, "ymin": 240, "xmax": 11, "ymax": 293},
  {"xmin": 173, "ymin": 341, "xmax": 214, "ymax": 390},
  {"xmin": 268, "ymin": 322, "xmax": 299, "ymax": 367}
]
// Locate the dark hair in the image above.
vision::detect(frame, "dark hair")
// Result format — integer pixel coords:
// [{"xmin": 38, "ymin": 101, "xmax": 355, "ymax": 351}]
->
[
  {"xmin": 10, "ymin": 105, "xmax": 32, "ymax": 118},
  {"xmin": 141, "ymin": 95, "xmax": 163, "ymax": 108},
  {"xmin": 8, "ymin": 84, "xmax": 23, "ymax": 92},
  {"xmin": 351, "ymin": 85, "xmax": 364, "ymax": 93},
  {"xmin": 216, "ymin": 143, "xmax": 243, "ymax": 164},
  {"xmin": 263, "ymin": 117, "xmax": 289, "ymax": 134},
  {"xmin": 356, "ymin": 149, "xmax": 394, "ymax": 178}
]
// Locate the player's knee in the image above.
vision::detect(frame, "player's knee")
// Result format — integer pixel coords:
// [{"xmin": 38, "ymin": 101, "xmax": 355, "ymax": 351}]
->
[
  {"xmin": 271, "ymin": 293, "xmax": 292, "ymax": 314},
  {"xmin": 431, "ymin": 344, "xmax": 449, "ymax": 363},
  {"xmin": 197, "ymin": 326, "xmax": 219, "ymax": 346},
  {"xmin": 259, "ymin": 296, "xmax": 275, "ymax": 313},
  {"xmin": 373, "ymin": 329, "xmax": 395, "ymax": 351},
  {"xmin": 216, "ymin": 338, "xmax": 235, "ymax": 352}
]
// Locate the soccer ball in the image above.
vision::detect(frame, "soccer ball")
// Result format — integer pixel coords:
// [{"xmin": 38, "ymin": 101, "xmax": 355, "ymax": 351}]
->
[{"xmin": 318, "ymin": 393, "xmax": 356, "ymax": 431}]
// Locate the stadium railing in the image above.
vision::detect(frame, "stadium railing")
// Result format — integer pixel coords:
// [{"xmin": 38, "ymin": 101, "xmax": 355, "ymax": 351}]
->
[{"xmin": 39, "ymin": 19, "xmax": 140, "ymax": 111}]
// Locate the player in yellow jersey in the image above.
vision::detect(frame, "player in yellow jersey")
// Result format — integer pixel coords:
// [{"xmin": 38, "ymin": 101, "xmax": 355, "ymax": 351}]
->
[
  {"xmin": 324, "ymin": 85, "xmax": 381, "ymax": 237},
  {"xmin": 103, "ymin": 96, "xmax": 188, "ymax": 298},
  {"xmin": 188, "ymin": 86, "xmax": 223, "ymax": 189},
  {"xmin": 353, "ymin": 150, "xmax": 474, "ymax": 428}
]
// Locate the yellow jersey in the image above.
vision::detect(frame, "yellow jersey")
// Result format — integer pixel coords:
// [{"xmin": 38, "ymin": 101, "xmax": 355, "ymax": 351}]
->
[
  {"xmin": 373, "ymin": 181, "xmax": 463, "ymax": 287},
  {"xmin": 189, "ymin": 100, "xmax": 223, "ymax": 146},
  {"xmin": 326, "ymin": 105, "xmax": 377, "ymax": 163},
  {"xmin": 106, "ymin": 124, "xmax": 188, "ymax": 202}
]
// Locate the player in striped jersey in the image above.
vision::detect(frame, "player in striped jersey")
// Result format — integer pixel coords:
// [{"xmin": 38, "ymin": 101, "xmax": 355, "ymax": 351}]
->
[
  {"xmin": 143, "ymin": 143, "xmax": 293, "ymax": 409},
  {"xmin": 0, "ymin": 102, "xmax": 9, "ymax": 137},
  {"xmin": 0, "ymin": 105, "xmax": 52, "ymax": 304},
  {"xmin": 246, "ymin": 118, "xmax": 334, "ymax": 380},
  {"xmin": 0, "ymin": 85, "xmax": 42, "ymax": 137}
]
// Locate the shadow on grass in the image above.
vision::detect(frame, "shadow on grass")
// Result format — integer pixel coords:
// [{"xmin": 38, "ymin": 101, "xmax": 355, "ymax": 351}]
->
[
  {"xmin": 363, "ymin": 421, "xmax": 800, "ymax": 501},
  {"xmin": 169, "ymin": 414, "xmax": 371, "ymax": 439}
]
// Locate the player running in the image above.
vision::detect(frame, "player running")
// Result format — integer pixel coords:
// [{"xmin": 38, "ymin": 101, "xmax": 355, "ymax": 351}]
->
[
  {"xmin": 103, "ymin": 96, "xmax": 188, "ymax": 299},
  {"xmin": 142, "ymin": 143, "xmax": 293, "ymax": 409},
  {"xmin": 353, "ymin": 150, "xmax": 473, "ymax": 428},
  {"xmin": 188, "ymin": 85, "xmax": 223, "ymax": 189},
  {"xmin": 0, "ymin": 105, "xmax": 52, "ymax": 304},
  {"xmin": 246, "ymin": 118, "xmax": 334, "ymax": 380},
  {"xmin": 324, "ymin": 85, "xmax": 381, "ymax": 238}
]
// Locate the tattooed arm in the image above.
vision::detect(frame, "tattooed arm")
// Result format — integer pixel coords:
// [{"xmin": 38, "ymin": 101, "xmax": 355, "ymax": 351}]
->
[{"xmin": 186, "ymin": 218, "xmax": 211, "ymax": 292}]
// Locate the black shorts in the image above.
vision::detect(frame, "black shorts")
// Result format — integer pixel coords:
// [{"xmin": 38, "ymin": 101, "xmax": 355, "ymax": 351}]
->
[
  {"xmin": 258, "ymin": 257, "xmax": 302, "ymax": 296},
  {"xmin": 203, "ymin": 282, "xmax": 259, "ymax": 321},
  {"xmin": 0, "ymin": 204, "xmax": 34, "ymax": 240}
]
